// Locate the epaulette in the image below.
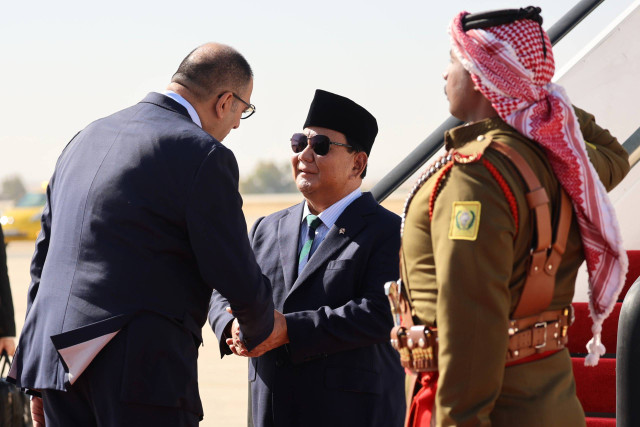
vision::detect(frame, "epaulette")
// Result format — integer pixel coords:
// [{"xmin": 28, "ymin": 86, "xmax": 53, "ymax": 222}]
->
[{"xmin": 451, "ymin": 134, "xmax": 493, "ymax": 164}]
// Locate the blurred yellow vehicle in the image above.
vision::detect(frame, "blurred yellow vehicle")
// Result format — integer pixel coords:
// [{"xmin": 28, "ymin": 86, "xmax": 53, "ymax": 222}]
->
[{"xmin": 1, "ymin": 192, "xmax": 47, "ymax": 243}]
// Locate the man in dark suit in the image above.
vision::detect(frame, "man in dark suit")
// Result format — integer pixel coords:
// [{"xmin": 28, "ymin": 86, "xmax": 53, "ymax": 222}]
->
[
  {"xmin": 210, "ymin": 90, "xmax": 406, "ymax": 427},
  {"xmin": 0, "ymin": 224, "xmax": 16, "ymax": 356},
  {"xmin": 8, "ymin": 43, "xmax": 281, "ymax": 427}
]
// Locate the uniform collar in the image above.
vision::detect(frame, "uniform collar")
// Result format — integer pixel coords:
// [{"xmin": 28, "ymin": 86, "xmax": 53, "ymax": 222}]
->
[{"xmin": 444, "ymin": 116, "xmax": 512, "ymax": 149}]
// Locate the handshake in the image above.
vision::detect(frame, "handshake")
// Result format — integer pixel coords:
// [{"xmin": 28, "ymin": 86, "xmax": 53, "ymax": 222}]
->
[{"xmin": 225, "ymin": 308, "xmax": 289, "ymax": 357}]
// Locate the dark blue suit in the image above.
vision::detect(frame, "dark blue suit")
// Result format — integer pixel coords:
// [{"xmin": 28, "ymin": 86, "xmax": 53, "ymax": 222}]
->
[
  {"xmin": 9, "ymin": 93, "xmax": 274, "ymax": 423},
  {"xmin": 210, "ymin": 192, "xmax": 405, "ymax": 427}
]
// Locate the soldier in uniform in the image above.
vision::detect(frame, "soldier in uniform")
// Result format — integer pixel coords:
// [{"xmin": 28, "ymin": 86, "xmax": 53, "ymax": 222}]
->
[{"xmin": 398, "ymin": 7, "xmax": 630, "ymax": 426}]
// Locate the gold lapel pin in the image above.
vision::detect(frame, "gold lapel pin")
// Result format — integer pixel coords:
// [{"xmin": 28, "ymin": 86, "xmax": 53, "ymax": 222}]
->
[{"xmin": 339, "ymin": 228, "xmax": 346, "ymax": 235}]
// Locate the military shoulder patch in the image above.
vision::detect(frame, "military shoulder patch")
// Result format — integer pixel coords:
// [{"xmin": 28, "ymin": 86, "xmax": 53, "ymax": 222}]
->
[{"xmin": 448, "ymin": 201, "xmax": 481, "ymax": 241}]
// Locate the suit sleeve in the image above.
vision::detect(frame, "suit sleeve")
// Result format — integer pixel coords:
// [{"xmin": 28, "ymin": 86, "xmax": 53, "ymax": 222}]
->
[
  {"xmin": 187, "ymin": 146, "xmax": 274, "ymax": 351},
  {"xmin": 431, "ymin": 163, "xmax": 515, "ymax": 426},
  {"xmin": 284, "ymin": 215, "xmax": 399, "ymax": 364},
  {"xmin": 0, "ymin": 225, "xmax": 16, "ymax": 337},
  {"xmin": 574, "ymin": 106, "xmax": 630, "ymax": 191},
  {"xmin": 208, "ymin": 216, "xmax": 267, "ymax": 357},
  {"xmin": 25, "ymin": 133, "xmax": 78, "ymax": 319},
  {"xmin": 25, "ymin": 181, "xmax": 53, "ymax": 319}
]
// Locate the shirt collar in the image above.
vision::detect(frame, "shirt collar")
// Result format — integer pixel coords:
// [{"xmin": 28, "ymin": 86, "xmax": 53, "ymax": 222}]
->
[
  {"xmin": 162, "ymin": 90, "xmax": 202, "ymax": 128},
  {"xmin": 301, "ymin": 188, "xmax": 362, "ymax": 229}
]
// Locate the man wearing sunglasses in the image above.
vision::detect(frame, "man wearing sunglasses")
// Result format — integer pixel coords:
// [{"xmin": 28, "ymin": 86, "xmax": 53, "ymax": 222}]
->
[
  {"xmin": 210, "ymin": 89, "xmax": 405, "ymax": 426},
  {"xmin": 8, "ymin": 43, "xmax": 277, "ymax": 427}
]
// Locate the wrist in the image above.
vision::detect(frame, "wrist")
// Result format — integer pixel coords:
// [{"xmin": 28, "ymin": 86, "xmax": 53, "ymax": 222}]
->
[
  {"xmin": 278, "ymin": 316, "xmax": 289, "ymax": 346},
  {"xmin": 223, "ymin": 319, "xmax": 234, "ymax": 339}
]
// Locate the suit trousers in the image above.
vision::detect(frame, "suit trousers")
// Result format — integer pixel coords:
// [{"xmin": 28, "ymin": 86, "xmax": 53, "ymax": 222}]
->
[{"xmin": 41, "ymin": 324, "xmax": 200, "ymax": 427}]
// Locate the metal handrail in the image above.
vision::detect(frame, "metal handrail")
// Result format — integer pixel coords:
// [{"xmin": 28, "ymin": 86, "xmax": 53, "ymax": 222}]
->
[{"xmin": 371, "ymin": 0, "xmax": 606, "ymax": 202}]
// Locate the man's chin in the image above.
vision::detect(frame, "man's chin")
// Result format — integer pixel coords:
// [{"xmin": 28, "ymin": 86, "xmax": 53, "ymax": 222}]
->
[{"xmin": 296, "ymin": 179, "xmax": 316, "ymax": 196}]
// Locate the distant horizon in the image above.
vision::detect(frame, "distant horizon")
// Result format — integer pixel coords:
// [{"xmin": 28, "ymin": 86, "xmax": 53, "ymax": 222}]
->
[{"xmin": 1, "ymin": 174, "xmax": 416, "ymax": 198}]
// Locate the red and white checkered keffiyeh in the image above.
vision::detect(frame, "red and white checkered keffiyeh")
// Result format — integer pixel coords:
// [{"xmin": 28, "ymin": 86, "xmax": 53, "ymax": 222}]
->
[{"xmin": 449, "ymin": 11, "xmax": 627, "ymax": 366}]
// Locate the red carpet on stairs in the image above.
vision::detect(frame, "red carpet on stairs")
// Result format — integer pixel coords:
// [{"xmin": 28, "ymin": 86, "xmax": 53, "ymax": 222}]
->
[
  {"xmin": 570, "ymin": 250, "xmax": 640, "ymax": 426},
  {"xmin": 585, "ymin": 419, "xmax": 616, "ymax": 426},
  {"xmin": 572, "ymin": 358, "xmax": 616, "ymax": 413}
]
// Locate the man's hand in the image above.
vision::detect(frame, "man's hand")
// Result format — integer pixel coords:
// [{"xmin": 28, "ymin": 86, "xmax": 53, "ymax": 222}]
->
[
  {"xmin": 226, "ymin": 317, "xmax": 243, "ymax": 356},
  {"xmin": 0, "ymin": 337, "xmax": 16, "ymax": 356},
  {"xmin": 31, "ymin": 396, "xmax": 45, "ymax": 427},
  {"xmin": 225, "ymin": 310, "xmax": 288, "ymax": 357},
  {"xmin": 223, "ymin": 307, "xmax": 243, "ymax": 356}
]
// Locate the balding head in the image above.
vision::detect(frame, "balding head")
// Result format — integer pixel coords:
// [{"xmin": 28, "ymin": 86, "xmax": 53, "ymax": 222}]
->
[{"xmin": 171, "ymin": 43, "xmax": 253, "ymax": 102}]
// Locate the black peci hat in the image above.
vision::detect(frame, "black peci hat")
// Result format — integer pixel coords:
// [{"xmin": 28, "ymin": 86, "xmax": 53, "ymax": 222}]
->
[{"xmin": 303, "ymin": 89, "xmax": 378, "ymax": 155}]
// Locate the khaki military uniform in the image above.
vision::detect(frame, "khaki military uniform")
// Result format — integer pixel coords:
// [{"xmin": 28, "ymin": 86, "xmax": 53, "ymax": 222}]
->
[{"xmin": 401, "ymin": 108, "xmax": 629, "ymax": 426}]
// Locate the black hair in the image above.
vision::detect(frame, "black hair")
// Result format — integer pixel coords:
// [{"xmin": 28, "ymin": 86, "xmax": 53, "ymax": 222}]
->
[{"xmin": 346, "ymin": 137, "xmax": 368, "ymax": 179}]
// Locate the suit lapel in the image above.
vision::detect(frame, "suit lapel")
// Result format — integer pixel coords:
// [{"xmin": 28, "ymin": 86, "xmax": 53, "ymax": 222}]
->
[
  {"xmin": 278, "ymin": 203, "xmax": 304, "ymax": 292},
  {"xmin": 287, "ymin": 193, "xmax": 377, "ymax": 297}
]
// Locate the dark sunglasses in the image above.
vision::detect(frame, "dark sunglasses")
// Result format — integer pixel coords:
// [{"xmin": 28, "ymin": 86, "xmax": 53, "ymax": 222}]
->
[{"xmin": 290, "ymin": 133, "xmax": 353, "ymax": 156}]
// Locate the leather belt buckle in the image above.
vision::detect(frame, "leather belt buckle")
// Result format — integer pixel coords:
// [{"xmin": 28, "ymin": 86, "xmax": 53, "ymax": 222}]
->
[{"xmin": 534, "ymin": 322, "xmax": 547, "ymax": 350}]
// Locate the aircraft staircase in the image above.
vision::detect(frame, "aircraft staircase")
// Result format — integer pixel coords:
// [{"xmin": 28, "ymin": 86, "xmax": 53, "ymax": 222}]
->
[{"xmin": 568, "ymin": 250, "xmax": 640, "ymax": 426}]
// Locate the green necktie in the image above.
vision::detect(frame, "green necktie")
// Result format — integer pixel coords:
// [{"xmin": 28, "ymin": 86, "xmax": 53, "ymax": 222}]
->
[{"xmin": 298, "ymin": 214, "xmax": 322, "ymax": 274}]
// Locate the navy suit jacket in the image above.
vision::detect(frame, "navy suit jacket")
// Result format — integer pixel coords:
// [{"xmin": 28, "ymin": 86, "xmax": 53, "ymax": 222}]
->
[
  {"xmin": 0, "ymin": 225, "xmax": 16, "ymax": 338},
  {"xmin": 9, "ymin": 93, "xmax": 274, "ymax": 417},
  {"xmin": 210, "ymin": 192, "xmax": 405, "ymax": 427}
]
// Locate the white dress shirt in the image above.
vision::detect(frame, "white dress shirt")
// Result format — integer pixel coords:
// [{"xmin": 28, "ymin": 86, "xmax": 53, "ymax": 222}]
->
[
  {"xmin": 162, "ymin": 90, "xmax": 202, "ymax": 128},
  {"xmin": 297, "ymin": 188, "xmax": 362, "ymax": 274}
]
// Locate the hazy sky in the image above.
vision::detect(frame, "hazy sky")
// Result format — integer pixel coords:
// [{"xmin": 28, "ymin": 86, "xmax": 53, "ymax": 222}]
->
[{"xmin": 0, "ymin": 0, "xmax": 633, "ymax": 191}]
